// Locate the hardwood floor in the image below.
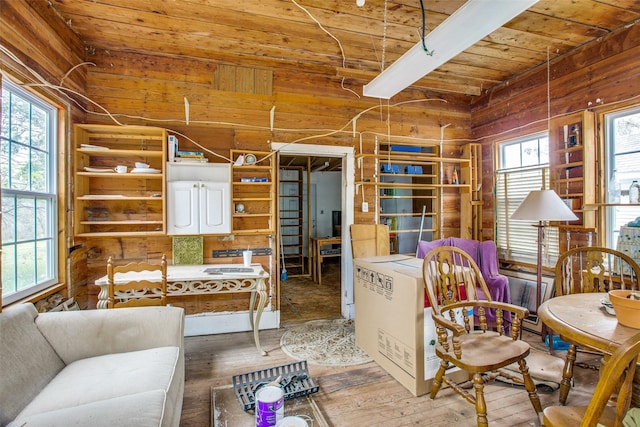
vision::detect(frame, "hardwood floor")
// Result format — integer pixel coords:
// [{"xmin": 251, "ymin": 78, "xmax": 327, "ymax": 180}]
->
[{"xmin": 181, "ymin": 261, "xmax": 601, "ymax": 426}]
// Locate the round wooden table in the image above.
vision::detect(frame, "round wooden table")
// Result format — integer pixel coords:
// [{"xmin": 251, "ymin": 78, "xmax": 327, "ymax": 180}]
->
[{"xmin": 538, "ymin": 292, "xmax": 639, "ymax": 405}]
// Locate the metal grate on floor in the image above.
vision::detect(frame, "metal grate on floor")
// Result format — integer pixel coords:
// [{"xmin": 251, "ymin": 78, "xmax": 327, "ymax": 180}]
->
[{"xmin": 231, "ymin": 360, "xmax": 319, "ymax": 411}]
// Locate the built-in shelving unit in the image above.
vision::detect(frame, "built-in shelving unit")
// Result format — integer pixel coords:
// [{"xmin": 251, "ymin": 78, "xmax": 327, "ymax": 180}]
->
[
  {"xmin": 549, "ymin": 110, "xmax": 596, "ymax": 233},
  {"xmin": 73, "ymin": 124, "xmax": 167, "ymax": 237},
  {"xmin": 355, "ymin": 140, "xmax": 479, "ymax": 253},
  {"xmin": 230, "ymin": 150, "xmax": 275, "ymax": 235},
  {"xmin": 279, "ymin": 166, "xmax": 307, "ymax": 276}
]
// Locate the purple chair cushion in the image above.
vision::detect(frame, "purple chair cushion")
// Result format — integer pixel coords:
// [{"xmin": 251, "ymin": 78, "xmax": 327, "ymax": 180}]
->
[
  {"xmin": 417, "ymin": 238, "xmax": 511, "ymax": 328},
  {"xmin": 417, "ymin": 239, "xmax": 445, "ymax": 258},
  {"xmin": 450, "ymin": 237, "xmax": 480, "ymax": 265},
  {"xmin": 478, "ymin": 240, "xmax": 512, "ymax": 328}
]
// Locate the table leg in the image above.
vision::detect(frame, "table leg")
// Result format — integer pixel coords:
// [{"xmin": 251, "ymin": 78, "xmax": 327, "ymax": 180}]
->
[
  {"xmin": 97, "ymin": 287, "xmax": 108, "ymax": 309},
  {"xmin": 559, "ymin": 343, "xmax": 577, "ymax": 405},
  {"xmin": 316, "ymin": 241, "xmax": 321, "ymax": 284},
  {"xmin": 249, "ymin": 291, "xmax": 256, "ymax": 331},
  {"xmin": 252, "ymin": 278, "xmax": 268, "ymax": 356},
  {"xmin": 312, "ymin": 241, "xmax": 318, "ymax": 283}
]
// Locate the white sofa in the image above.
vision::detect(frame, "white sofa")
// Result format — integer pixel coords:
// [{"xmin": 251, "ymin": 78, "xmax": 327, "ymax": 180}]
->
[{"xmin": 0, "ymin": 303, "xmax": 185, "ymax": 427}]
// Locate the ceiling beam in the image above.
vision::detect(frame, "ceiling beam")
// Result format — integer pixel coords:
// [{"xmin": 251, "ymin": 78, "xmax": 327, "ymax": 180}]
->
[{"xmin": 336, "ymin": 68, "xmax": 482, "ymax": 96}]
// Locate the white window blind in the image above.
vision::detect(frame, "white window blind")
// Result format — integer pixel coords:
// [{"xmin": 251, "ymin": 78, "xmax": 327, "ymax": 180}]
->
[{"xmin": 496, "ymin": 164, "xmax": 558, "ymax": 265}]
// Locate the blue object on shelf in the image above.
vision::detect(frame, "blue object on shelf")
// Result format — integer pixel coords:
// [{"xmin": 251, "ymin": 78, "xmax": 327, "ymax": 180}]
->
[
  {"xmin": 406, "ymin": 165, "xmax": 423, "ymax": 174},
  {"xmin": 381, "ymin": 164, "xmax": 400, "ymax": 174},
  {"xmin": 390, "ymin": 145, "xmax": 421, "ymax": 152},
  {"xmin": 545, "ymin": 335, "xmax": 570, "ymax": 350}
]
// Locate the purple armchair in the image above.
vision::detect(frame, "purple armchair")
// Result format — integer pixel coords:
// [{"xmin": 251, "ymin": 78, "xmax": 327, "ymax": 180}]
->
[{"xmin": 418, "ymin": 238, "xmax": 511, "ymax": 328}]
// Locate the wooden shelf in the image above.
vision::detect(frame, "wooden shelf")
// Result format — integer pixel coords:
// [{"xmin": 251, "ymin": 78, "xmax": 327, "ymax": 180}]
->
[
  {"xmin": 77, "ymin": 148, "xmax": 164, "ymax": 157},
  {"xmin": 362, "ymin": 140, "xmax": 480, "ymax": 242},
  {"xmin": 549, "ymin": 111, "xmax": 596, "ymax": 248},
  {"xmin": 75, "ymin": 231, "xmax": 166, "ymax": 238},
  {"xmin": 80, "ymin": 220, "xmax": 163, "ymax": 225},
  {"xmin": 76, "ymin": 172, "xmax": 163, "ymax": 178},
  {"xmin": 73, "ymin": 124, "xmax": 167, "ymax": 237},
  {"xmin": 231, "ymin": 150, "xmax": 275, "ymax": 235}
]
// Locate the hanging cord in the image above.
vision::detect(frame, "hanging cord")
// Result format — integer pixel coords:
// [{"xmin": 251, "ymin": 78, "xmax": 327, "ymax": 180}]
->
[
  {"xmin": 290, "ymin": 0, "xmax": 360, "ymax": 98},
  {"xmin": 381, "ymin": 0, "xmax": 388, "ymax": 71},
  {"xmin": 418, "ymin": 0, "xmax": 435, "ymax": 55}
]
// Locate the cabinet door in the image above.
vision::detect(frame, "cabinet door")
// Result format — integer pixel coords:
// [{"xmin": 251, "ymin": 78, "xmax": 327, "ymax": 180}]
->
[
  {"xmin": 199, "ymin": 181, "xmax": 231, "ymax": 234},
  {"xmin": 168, "ymin": 181, "xmax": 199, "ymax": 235}
]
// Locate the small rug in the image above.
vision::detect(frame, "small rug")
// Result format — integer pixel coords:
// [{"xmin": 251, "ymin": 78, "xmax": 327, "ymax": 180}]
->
[
  {"xmin": 280, "ymin": 318, "xmax": 372, "ymax": 367},
  {"xmin": 498, "ymin": 348, "xmax": 566, "ymax": 392}
]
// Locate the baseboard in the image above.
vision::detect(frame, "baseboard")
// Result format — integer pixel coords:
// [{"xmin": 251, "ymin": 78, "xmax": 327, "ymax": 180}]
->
[{"xmin": 184, "ymin": 309, "xmax": 280, "ymax": 336}]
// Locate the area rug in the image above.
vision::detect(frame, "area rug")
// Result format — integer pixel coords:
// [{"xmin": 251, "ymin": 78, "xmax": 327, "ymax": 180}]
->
[
  {"xmin": 498, "ymin": 348, "xmax": 566, "ymax": 392},
  {"xmin": 280, "ymin": 318, "xmax": 372, "ymax": 367}
]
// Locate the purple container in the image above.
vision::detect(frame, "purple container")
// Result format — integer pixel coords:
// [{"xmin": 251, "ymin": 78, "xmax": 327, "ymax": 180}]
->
[{"xmin": 255, "ymin": 385, "xmax": 284, "ymax": 427}]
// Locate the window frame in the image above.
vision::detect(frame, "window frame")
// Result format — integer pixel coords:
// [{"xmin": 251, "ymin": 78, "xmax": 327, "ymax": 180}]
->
[
  {"xmin": 495, "ymin": 133, "xmax": 560, "ymax": 265},
  {"xmin": 603, "ymin": 105, "xmax": 640, "ymax": 249},
  {"xmin": 1, "ymin": 78, "xmax": 59, "ymax": 305}
]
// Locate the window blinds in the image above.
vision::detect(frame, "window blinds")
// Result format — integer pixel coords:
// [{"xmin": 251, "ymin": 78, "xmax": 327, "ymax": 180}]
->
[{"xmin": 495, "ymin": 166, "xmax": 559, "ymax": 265}]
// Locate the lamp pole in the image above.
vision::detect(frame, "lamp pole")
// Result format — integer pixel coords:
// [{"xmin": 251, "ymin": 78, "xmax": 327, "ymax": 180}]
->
[{"xmin": 534, "ymin": 221, "xmax": 544, "ymax": 313}]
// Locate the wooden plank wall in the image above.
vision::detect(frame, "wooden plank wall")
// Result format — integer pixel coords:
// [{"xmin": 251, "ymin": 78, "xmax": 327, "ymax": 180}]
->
[
  {"xmin": 0, "ymin": 0, "xmax": 86, "ymax": 307},
  {"xmin": 76, "ymin": 49, "xmax": 472, "ymax": 310},
  {"xmin": 2, "ymin": 1, "xmax": 473, "ymax": 311},
  {"xmin": 471, "ymin": 22, "xmax": 640, "ymax": 247}
]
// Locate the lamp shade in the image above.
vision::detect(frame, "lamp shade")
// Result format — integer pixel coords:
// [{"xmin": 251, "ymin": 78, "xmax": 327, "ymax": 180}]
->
[{"xmin": 511, "ymin": 190, "xmax": 579, "ymax": 222}]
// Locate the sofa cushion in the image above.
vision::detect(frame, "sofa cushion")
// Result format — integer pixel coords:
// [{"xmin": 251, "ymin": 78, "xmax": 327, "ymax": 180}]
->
[
  {"xmin": 35, "ymin": 306, "xmax": 185, "ymax": 365},
  {"xmin": 8, "ymin": 389, "xmax": 167, "ymax": 427},
  {"xmin": 0, "ymin": 304, "xmax": 65, "ymax": 426},
  {"xmin": 15, "ymin": 346, "xmax": 180, "ymax": 421}
]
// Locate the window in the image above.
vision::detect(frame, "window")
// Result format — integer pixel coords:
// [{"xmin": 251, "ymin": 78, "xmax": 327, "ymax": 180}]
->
[
  {"xmin": 604, "ymin": 107, "xmax": 640, "ymax": 249},
  {"xmin": 495, "ymin": 134, "xmax": 558, "ymax": 263},
  {"xmin": 1, "ymin": 79, "xmax": 58, "ymax": 304}
]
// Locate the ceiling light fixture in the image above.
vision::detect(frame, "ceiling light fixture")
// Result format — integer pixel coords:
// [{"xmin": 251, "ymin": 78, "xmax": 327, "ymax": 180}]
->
[{"xmin": 363, "ymin": 0, "xmax": 539, "ymax": 99}]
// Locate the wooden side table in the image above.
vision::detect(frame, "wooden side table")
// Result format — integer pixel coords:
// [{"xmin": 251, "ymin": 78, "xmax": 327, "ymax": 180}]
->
[{"xmin": 311, "ymin": 237, "xmax": 341, "ymax": 285}]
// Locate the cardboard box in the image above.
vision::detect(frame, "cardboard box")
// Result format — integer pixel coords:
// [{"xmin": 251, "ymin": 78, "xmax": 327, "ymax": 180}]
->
[{"xmin": 354, "ymin": 255, "xmax": 467, "ymax": 396}]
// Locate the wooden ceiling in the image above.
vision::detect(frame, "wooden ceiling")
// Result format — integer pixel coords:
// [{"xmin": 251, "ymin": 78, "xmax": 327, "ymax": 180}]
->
[{"xmin": 49, "ymin": 0, "xmax": 640, "ymax": 98}]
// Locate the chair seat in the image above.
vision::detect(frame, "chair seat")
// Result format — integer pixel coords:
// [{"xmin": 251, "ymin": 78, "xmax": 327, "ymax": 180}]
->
[
  {"xmin": 543, "ymin": 405, "xmax": 618, "ymax": 427},
  {"xmin": 436, "ymin": 332, "xmax": 530, "ymax": 373}
]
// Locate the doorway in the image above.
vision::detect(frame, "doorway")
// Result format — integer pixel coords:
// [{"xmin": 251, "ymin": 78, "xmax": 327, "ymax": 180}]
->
[{"xmin": 271, "ymin": 143, "xmax": 354, "ymax": 319}]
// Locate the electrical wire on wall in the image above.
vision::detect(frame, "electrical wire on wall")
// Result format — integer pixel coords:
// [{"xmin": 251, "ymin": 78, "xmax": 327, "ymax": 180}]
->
[
  {"xmin": 290, "ymin": 0, "xmax": 360, "ymax": 99},
  {"xmin": 5, "ymin": 35, "xmax": 640, "ymax": 170}
]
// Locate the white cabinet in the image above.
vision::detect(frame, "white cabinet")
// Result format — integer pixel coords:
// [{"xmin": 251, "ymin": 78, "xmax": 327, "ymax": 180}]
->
[{"xmin": 167, "ymin": 164, "xmax": 231, "ymax": 235}]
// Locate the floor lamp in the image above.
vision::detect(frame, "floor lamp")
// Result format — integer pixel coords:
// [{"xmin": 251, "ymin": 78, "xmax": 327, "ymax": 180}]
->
[{"xmin": 511, "ymin": 190, "xmax": 578, "ymax": 313}]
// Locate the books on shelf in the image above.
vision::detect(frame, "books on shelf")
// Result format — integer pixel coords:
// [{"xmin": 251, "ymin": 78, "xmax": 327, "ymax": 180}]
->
[
  {"xmin": 176, "ymin": 150, "xmax": 204, "ymax": 158},
  {"xmin": 174, "ymin": 157, "xmax": 209, "ymax": 163}
]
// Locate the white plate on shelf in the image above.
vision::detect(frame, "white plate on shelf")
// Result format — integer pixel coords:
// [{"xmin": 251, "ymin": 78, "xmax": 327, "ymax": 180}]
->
[
  {"xmin": 130, "ymin": 168, "xmax": 161, "ymax": 174},
  {"xmin": 83, "ymin": 167, "xmax": 113, "ymax": 173},
  {"xmin": 244, "ymin": 153, "xmax": 257, "ymax": 165}
]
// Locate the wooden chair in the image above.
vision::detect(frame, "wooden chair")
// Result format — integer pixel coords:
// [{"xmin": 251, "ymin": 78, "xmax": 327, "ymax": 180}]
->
[
  {"xmin": 349, "ymin": 224, "xmax": 390, "ymax": 258},
  {"xmin": 107, "ymin": 255, "xmax": 167, "ymax": 308},
  {"xmin": 543, "ymin": 331, "xmax": 640, "ymax": 427},
  {"xmin": 550, "ymin": 246, "xmax": 640, "ymax": 405},
  {"xmin": 422, "ymin": 246, "xmax": 542, "ymax": 427}
]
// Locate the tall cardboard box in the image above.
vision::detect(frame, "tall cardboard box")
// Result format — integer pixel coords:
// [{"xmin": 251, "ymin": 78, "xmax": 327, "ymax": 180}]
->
[{"xmin": 354, "ymin": 254, "xmax": 466, "ymax": 396}]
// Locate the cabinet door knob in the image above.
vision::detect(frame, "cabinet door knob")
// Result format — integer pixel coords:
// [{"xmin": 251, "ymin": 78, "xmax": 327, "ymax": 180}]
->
[{"xmin": 193, "ymin": 184, "xmax": 197, "ymax": 188}]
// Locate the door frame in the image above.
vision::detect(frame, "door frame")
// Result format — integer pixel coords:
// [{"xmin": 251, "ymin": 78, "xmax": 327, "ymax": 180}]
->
[{"xmin": 271, "ymin": 142, "xmax": 355, "ymax": 319}]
